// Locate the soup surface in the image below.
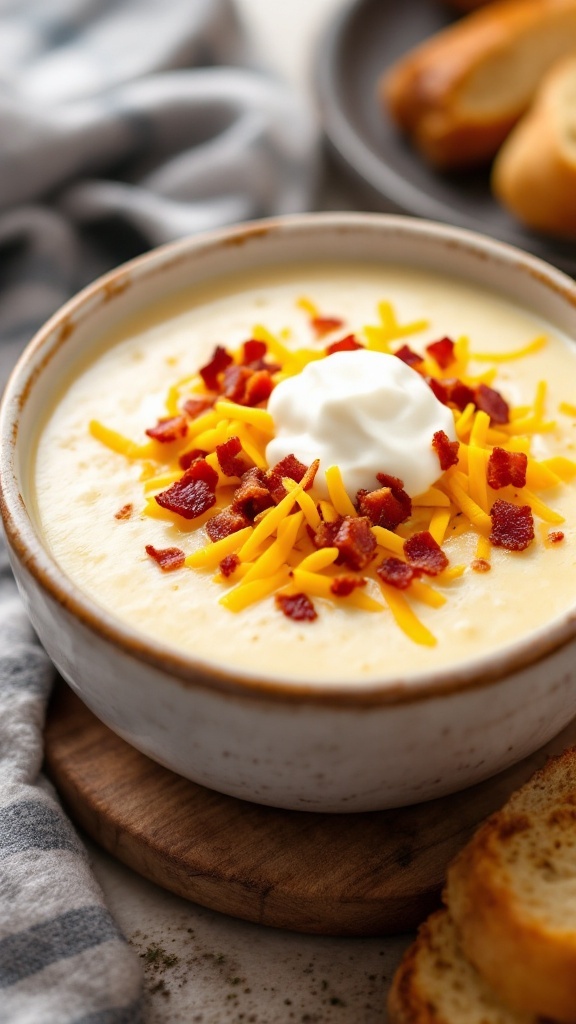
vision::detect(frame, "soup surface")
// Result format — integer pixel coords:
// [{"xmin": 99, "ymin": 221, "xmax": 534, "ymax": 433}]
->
[{"xmin": 33, "ymin": 263, "xmax": 576, "ymax": 683}]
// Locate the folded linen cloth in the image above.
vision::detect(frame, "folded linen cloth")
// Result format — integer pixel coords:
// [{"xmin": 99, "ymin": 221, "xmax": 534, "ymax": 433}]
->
[{"xmin": 0, "ymin": 1, "xmax": 320, "ymax": 1021}]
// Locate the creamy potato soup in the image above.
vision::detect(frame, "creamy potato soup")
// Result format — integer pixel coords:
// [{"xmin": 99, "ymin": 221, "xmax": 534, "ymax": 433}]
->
[{"xmin": 33, "ymin": 264, "xmax": 576, "ymax": 683}]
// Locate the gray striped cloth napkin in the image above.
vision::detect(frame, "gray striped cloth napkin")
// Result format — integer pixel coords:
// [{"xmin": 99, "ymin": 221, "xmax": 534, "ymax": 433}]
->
[{"xmin": 0, "ymin": 1, "xmax": 319, "ymax": 1020}]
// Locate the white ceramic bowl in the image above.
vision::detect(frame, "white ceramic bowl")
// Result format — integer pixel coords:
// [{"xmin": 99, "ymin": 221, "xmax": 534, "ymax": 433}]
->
[{"xmin": 2, "ymin": 213, "xmax": 576, "ymax": 812}]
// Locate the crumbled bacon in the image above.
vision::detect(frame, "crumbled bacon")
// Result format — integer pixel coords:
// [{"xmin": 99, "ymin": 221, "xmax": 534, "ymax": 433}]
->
[
  {"xmin": 183, "ymin": 396, "xmax": 215, "ymax": 420},
  {"xmin": 179, "ymin": 447, "xmax": 208, "ymax": 470},
  {"xmin": 311, "ymin": 316, "xmax": 344, "ymax": 338},
  {"xmin": 272, "ymin": 454, "xmax": 309, "ymax": 484},
  {"xmin": 206, "ymin": 507, "xmax": 250, "ymax": 541},
  {"xmin": 376, "ymin": 557, "xmax": 418, "ymax": 590},
  {"xmin": 145, "ymin": 544, "xmax": 185, "ymax": 571},
  {"xmin": 356, "ymin": 473, "xmax": 411, "ymax": 530},
  {"xmin": 114, "ymin": 503, "xmax": 133, "ymax": 520},
  {"xmin": 244, "ymin": 369, "xmax": 274, "ymax": 406},
  {"xmin": 426, "ymin": 336, "xmax": 456, "ymax": 370},
  {"xmin": 155, "ymin": 459, "xmax": 218, "ymax": 520},
  {"xmin": 216, "ymin": 436, "xmax": 249, "ymax": 478},
  {"xmin": 326, "ymin": 334, "xmax": 364, "ymax": 355},
  {"xmin": 487, "ymin": 447, "xmax": 527, "ymax": 490},
  {"xmin": 199, "ymin": 345, "xmax": 233, "ymax": 391},
  {"xmin": 432, "ymin": 429, "xmax": 459, "ymax": 471},
  {"xmin": 395, "ymin": 344, "xmax": 423, "ymax": 369},
  {"xmin": 548, "ymin": 530, "xmax": 565, "ymax": 544},
  {"xmin": 241, "ymin": 339, "xmax": 267, "ymax": 364},
  {"xmin": 330, "ymin": 575, "xmax": 366, "ymax": 597},
  {"xmin": 475, "ymin": 383, "xmax": 509, "ymax": 424},
  {"xmin": 219, "ymin": 553, "xmax": 240, "ymax": 578},
  {"xmin": 231, "ymin": 467, "xmax": 274, "ymax": 520},
  {"xmin": 275, "ymin": 592, "xmax": 317, "ymax": 621},
  {"xmin": 471, "ymin": 558, "xmax": 491, "ymax": 573},
  {"xmin": 145, "ymin": 415, "xmax": 188, "ymax": 443},
  {"xmin": 222, "ymin": 364, "xmax": 252, "ymax": 403},
  {"xmin": 311, "ymin": 517, "xmax": 343, "ymax": 550},
  {"xmin": 403, "ymin": 531, "xmax": 449, "ymax": 575},
  {"xmin": 332, "ymin": 516, "xmax": 377, "ymax": 570},
  {"xmin": 428, "ymin": 377, "xmax": 475, "ymax": 411},
  {"xmin": 490, "ymin": 499, "xmax": 534, "ymax": 551}
]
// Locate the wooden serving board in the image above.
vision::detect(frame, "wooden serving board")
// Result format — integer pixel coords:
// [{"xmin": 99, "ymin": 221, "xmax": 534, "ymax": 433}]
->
[{"xmin": 44, "ymin": 680, "xmax": 576, "ymax": 936}]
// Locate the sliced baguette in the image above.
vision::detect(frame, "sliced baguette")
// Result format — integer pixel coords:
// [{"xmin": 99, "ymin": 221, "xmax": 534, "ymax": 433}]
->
[
  {"xmin": 381, "ymin": 0, "xmax": 576, "ymax": 168},
  {"xmin": 445, "ymin": 747, "xmax": 576, "ymax": 1023},
  {"xmin": 492, "ymin": 54, "xmax": 576, "ymax": 237},
  {"xmin": 387, "ymin": 908, "xmax": 539, "ymax": 1024}
]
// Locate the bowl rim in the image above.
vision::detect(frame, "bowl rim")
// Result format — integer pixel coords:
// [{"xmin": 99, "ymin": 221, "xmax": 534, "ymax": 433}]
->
[{"xmin": 3, "ymin": 210, "xmax": 576, "ymax": 709}]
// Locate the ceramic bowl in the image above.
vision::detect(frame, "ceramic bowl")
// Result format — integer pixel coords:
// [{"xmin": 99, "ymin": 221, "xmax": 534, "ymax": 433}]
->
[{"xmin": 2, "ymin": 212, "xmax": 576, "ymax": 813}]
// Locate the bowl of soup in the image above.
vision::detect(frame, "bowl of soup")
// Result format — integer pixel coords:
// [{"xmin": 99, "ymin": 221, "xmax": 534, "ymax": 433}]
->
[{"xmin": 2, "ymin": 212, "xmax": 576, "ymax": 811}]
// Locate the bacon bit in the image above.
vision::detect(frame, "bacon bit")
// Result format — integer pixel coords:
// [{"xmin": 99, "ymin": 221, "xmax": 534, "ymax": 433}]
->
[
  {"xmin": 206, "ymin": 507, "xmax": 250, "ymax": 541},
  {"xmin": 489, "ymin": 499, "xmax": 534, "ymax": 551},
  {"xmin": 219, "ymin": 553, "xmax": 240, "ymax": 578},
  {"xmin": 244, "ymin": 369, "xmax": 274, "ymax": 406},
  {"xmin": 475, "ymin": 383, "xmax": 509, "ymax": 425},
  {"xmin": 275, "ymin": 592, "xmax": 317, "ymax": 621},
  {"xmin": 428, "ymin": 377, "xmax": 475, "ymax": 411},
  {"xmin": 241, "ymin": 339, "xmax": 267, "ymax": 364},
  {"xmin": 183, "ymin": 396, "xmax": 215, "ymax": 420},
  {"xmin": 114, "ymin": 503, "xmax": 133, "ymax": 520},
  {"xmin": 330, "ymin": 575, "xmax": 367, "ymax": 597},
  {"xmin": 395, "ymin": 344, "xmax": 423, "ymax": 369},
  {"xmin": 404, "ymin": 531, "xmax": 449, "ymax": 575},
  {"xmin": 272, "ymin": 454, "xmax": 309, "ymax": 484},
  {"xmin": 426, "ymin": 336, "xmax": 456, "ymax": 370},
  {"xmin": 326, "ymin": 334, "xmax": 364, "ymax": 355},
  {"xmin": 548, "ymin": 530, "xmax": 565, "ymax": 544},
  {"xmin": 311, "ymin": 316, "xmax": 344, "ymax": 338},
  {"xmin": 155, "ymin": 459, "xmax": 218, "ymax": 520},
  {"xmin": 487, "ymin": 447, "xmax": 528, "ymax": 490},
  {"xmin": 145, "ymin": 544, "xmax": 185, "ymax": 571},
  {"xmin": 376, "ymin": 557, "xmax": 417, "ymax": 590},
  {"xmin": 357, "ymin": 473, "xmax": 411, "ymax": 530},
  {"xmin": 432, "ymin": 429, "xmax": 460, "ymax": 471},
  {"xmin": 216, "ymin": 436, "xmax": 249, "ymax": 478},
  {"xmin": 222, "ymin": 364, "xmax": 252, "ymax": 404},
  {"xmin": 145, "ymin": 415, "xmax": 188, "ymax": 443},
  {"xmin": 199, "ymin": 345, "xmax": 233, "ymax": 391},
  {"xmin": 333, "ymin": 516, "xmax": 377, "ymax": 570},
  {"xmin": 232, "ymin": 467, "xmax": 274, "ymax": 519},
  {"xmin": 179, "ymin": 447, "xmax": 208, "ymax": 470},
  {"xmin": 311, "ymin": 518, "xmax": 343, "ymax": 550},
  {"xmin": 265, "ymin": 453, "xmax": 311, "ymax": 505},
  {"xmin": 471, "ymin": 558, "xmax": 491, "ymax": 573}
]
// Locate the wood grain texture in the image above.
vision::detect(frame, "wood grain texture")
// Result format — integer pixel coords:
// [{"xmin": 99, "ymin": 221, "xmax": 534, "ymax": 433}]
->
[{"xmin": 44, "ymin": 680, "xmax": 576, "ymax": 936}]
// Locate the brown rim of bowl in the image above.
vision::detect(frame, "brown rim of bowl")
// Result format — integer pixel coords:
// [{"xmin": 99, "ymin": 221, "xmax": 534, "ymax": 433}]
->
[{"xmin": 2, "ymin": 211, "xmax": 576, "ymax": 709}]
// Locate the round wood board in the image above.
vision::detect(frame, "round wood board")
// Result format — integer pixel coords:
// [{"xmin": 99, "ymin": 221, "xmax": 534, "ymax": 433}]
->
[{"xmin": 45, "ymin": 680, "xmax": 576, "ymax": 936}]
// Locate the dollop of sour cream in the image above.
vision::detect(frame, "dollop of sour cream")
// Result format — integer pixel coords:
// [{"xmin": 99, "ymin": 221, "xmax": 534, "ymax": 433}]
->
[{"xmin": 266, "ymin": 350, "xmax": 457, "ymax": 497}]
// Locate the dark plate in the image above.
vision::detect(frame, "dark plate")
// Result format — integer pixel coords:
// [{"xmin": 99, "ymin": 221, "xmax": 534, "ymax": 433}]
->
[{"xmin": 314, "ymin": 0, "xmax": 576, "ymax": 276}]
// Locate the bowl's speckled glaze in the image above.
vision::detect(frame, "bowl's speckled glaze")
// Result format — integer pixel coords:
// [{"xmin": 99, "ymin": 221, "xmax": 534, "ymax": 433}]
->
[{"xmin": 2, "ymin": 213, "xmax": 576, "ymax": 811}]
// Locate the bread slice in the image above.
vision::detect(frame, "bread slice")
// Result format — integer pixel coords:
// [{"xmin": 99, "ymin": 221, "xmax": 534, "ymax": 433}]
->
[
  {"xmin": 445, "ymin": 748, "xmax": 576, "ymax": 1022},
  {"xmin": 381, "ymin": 0, "xmax": 576, "ymax": 168},
  {"xmin": 492, "ymin": 55, "xmax": 576, "ymax": 237},
  {"xmin": 387, "ymin": 908, "xmax": 538, "ymax": 1024}
]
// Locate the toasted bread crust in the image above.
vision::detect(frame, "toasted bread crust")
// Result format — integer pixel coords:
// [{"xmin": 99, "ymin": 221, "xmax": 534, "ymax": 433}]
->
[
  {"xmin": 446, "ymin": 748, "xmax": 576, "ymax": 1022},
  {"xmin": 381, "ymin": 0, "xmax": 576, "ymax": 168},
  {"xmin": 492, "ymin": 56, "xmax": 576, "ymax": 238}
]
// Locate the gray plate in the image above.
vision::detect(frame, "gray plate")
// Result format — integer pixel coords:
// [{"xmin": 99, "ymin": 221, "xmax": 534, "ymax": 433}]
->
[{"xmin": 314, "ymin": 0, "xmax": 576, "ymax": 277}]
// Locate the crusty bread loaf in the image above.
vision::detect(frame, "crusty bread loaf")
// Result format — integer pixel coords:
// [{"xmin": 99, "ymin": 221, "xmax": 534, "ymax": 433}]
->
[
  {"xmin": 387, "ymin": 908, "xmax": 537, "ymax": 1024},
  {"xmin": 445, "ymin": 747, "xmax": 576, "ymax": 1022},
  {"xmin": 381, "ymin": 0, "xmax": 576, "ymax": 168},
  {"xmin": 492, "ymin": 55, "xmax": 576, "ymax": 237}
]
